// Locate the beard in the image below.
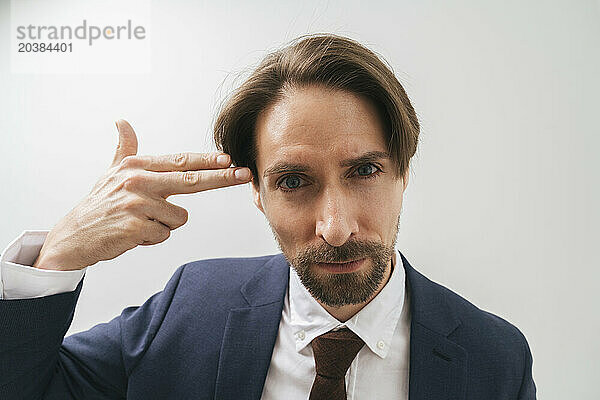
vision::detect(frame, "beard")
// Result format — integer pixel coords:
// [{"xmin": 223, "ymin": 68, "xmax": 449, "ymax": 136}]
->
[{"xmin": 269, "ymin": 214, "xmax": 400, "ymax": 307}]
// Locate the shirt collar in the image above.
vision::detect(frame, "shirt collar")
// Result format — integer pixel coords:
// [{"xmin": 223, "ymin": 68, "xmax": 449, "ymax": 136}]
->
[{"xmin": 288, "ymin": 249, "xmax": 406, "ymax": 359}]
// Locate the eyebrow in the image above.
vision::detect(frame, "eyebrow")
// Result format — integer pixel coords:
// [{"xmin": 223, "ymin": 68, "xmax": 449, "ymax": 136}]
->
[{"xmin": 262, "ymin": 150, "xmax": 391, "ymax": 178}]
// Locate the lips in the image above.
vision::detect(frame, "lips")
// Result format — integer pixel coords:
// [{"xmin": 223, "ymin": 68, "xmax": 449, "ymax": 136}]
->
[
  {"xmin": 316, "ymin": 258, "xmax": 366, "ymax": 273},
  {"xmin": 320, "ymin": 259, "xmax": 360, "ymax": 264}
]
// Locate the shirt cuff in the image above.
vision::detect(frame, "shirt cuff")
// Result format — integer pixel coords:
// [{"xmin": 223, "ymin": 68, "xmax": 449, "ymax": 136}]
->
[{"xmin": 0, "ymin": 230, "xmax": 87, "ymax": 300}]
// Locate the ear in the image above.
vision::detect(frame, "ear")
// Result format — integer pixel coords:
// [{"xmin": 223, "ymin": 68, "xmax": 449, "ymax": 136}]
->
[{"xmin": 251, "ymin": 181, "xmax": 265, "ymax": 214}]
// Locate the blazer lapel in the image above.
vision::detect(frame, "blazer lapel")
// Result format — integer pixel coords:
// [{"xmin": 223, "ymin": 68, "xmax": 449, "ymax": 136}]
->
[
  {"xmin": 401, "ymin": 252, "xmax": 468, "ymax": 400},
  {"xmin": 213, "ymin": 254, "xmax": 289, "ymax": 400}
]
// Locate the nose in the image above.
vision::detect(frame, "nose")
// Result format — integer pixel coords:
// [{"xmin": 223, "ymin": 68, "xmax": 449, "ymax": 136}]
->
[{"xmin": 314, "ymin": 187, "xmax": 359, "ymax": 247}]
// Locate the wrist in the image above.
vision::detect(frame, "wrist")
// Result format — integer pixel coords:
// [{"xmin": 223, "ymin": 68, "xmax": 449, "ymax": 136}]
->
[{"xmin": 33, "ymin": 253, "xmax": 83, "ymax": 271}]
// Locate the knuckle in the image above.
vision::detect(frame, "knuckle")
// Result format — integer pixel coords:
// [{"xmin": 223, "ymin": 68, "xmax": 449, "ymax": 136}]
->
[
  {"xmin": 120, "ymin": 155, "xmax": 139, "ymax": 169},
  {"xmin": 181, "ymin": 171, "xmax": 200, "ymax": 186},
  {"xmin": 122, "ymin": 196, "xmax": 145, "ymax": 212},
  {"xmin": 124, "ymin": 218, "xmax": 143, "ymax": 236},
  {"xmin": 225, "ymin": 168, "xmax": 237, "ymax": 180},
  {"xmin": 204, "ymin": 153, "xmax": 215, "ymax": 164},
  {"xmin": 170, "ymin": 153, "xmax": 188, "ymax": 168},
  {"xmin": 122, "ymin": 174, "xmax": 144, "ymax": 191}
]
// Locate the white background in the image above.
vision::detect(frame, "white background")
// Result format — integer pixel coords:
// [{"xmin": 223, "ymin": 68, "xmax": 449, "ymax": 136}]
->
[{"xmin": 1, "ymin": 0, "xmax": 599, "ymax": 398}]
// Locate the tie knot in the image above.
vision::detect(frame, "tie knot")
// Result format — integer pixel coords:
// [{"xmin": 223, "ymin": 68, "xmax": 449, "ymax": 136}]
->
[{"xmin": 311, "ymin": 327, "xmax": 365, "ymax": 379}]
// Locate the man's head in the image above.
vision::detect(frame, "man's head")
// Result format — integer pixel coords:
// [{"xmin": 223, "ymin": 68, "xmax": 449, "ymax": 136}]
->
[{"xmin": 213, "ymin": 34, "xmax": 419, "ymax": 307}]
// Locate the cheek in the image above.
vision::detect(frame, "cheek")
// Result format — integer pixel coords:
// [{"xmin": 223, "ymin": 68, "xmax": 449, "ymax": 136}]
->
[
  {"xmin": 362, "ymin": 181, "xmax": 400, "ymax": 209},
  {"xmin": 359, "ymin": 184, "xmax": 404, "ymax": 230},
  {"xmin": 360, "ymin": 193, "xmax": 392, "ymax": 225},
  {"xmin": 263, "ymin": 200, "xmax": 314, "ymax": 244}
]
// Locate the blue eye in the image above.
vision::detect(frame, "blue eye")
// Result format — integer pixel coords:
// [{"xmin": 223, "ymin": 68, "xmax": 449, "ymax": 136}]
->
[
  {"xmin": 357, "ymin": 164, "xmax": 374, "ymax": 176},
  {"xmin": 284, "ymin": 175, "xmax": 301, "ymax": 189},
  {"xmin": 278, "ymin": 175, "xmax": 305, "ymax": 191},
  {"xmin": 355, "ymin": 163, "xmax": 382, "ymax": 179}
]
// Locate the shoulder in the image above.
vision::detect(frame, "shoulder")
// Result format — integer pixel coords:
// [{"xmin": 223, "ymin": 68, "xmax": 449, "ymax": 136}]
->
[
  {"xmin": 443, "ymin": 279, "xmax": 527, "ymax": 344},
  {"xmin": 406, "ymin": 259, "xmax": 529, "ymax": 347},
  {"xmin": 180, "ymin": 253, "xmax": 278, "ymax": 283},
  {"xmin": 411, "ymin": 268, "xmax": 536, "ymax": 396},
  {"xmin": 166, "ymin": 253, "xmax": 283, "ymax": 305},
  {"xmin": 402, "ymin": 251, "xmax": 532, "ymax": 373},
  {"xmin": 425, "ymin": 274, "xmax": 532, "ymax": 374},
  {"xmin": 174, "ymin": 253, "xmax": 279, "ymax": 286}
]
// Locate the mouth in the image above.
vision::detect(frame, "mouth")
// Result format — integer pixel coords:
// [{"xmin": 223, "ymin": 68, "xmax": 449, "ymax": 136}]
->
[{"xmin": 315, "ymin": 258, "xmax": 366, "ymax": 274}]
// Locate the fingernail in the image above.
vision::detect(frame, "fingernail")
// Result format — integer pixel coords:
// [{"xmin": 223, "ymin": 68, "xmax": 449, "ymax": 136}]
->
[
  {"xmin": 234, "ymin": 168, "xmax": 251, "ymax": 181},
  {"xmin": 217, "ymin": 154, "xmax": 230, "ymax": 166}
]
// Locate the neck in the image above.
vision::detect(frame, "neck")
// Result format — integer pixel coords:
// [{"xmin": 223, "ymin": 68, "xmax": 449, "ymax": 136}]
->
[{"xmin": 320, "ymin": 253, "xmax": 395, "ymax": 322}]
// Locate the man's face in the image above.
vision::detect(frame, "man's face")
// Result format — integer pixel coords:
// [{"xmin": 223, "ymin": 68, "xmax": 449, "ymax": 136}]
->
[{"xmin": 251, "ymin": 84, "xmax": 408, "ymax": 307}]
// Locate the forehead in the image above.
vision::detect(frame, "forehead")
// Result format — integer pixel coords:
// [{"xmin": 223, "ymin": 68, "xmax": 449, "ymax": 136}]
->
[{"xmin": 254, "ymin": 85, "xmax": 388, "ymax": 170}]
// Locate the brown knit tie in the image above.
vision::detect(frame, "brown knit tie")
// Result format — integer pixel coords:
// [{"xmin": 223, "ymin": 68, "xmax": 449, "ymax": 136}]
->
[{"xmin": 309, "ymin": 327, "xmax": 366, "ymax": 400}]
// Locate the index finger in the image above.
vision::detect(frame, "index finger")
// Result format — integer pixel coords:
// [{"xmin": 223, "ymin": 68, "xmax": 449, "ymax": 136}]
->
[
  {"xmin": 127, "ymin": 152, "xmax": 232, "ymax": 172},
  {"xmin": 153, "ymin": 167, "xmax": 253, "ymax": 198}
]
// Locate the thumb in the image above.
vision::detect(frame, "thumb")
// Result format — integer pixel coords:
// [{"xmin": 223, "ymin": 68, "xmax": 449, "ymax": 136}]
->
[{"xmin": 111, "ymin": 119, "xmax": 138, "ymax": 168}]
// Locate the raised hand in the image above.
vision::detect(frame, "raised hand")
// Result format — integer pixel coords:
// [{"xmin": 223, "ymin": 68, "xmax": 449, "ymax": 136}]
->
[{"xmin": 33, "ymin": 119, "xmax": 252, "ymax": 271}]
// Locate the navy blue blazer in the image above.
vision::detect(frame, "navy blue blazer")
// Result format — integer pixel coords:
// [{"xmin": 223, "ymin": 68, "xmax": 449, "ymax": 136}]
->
[{"xmin": 0, "ymin": 252, "xmax": 536, "ymax": 399}]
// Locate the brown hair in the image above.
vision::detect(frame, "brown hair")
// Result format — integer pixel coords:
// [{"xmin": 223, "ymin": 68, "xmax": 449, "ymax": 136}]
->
[{"xmin": 213, "ymin": 33, "xmax": 420, "ymax": 188}]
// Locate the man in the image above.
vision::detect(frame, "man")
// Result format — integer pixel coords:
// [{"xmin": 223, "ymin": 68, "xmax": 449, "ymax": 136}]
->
[{"xmin": 0, "ymin": 34, "xmax": 536, "ymax": 399}]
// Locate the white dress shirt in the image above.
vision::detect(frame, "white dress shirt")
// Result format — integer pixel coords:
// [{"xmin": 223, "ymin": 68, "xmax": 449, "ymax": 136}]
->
[
  {"xmin": 0, "ymin": 231, "xmax": 86, "ymax": 299},
  {"xmin": 0, "ymin": 231, "xmax": 411, "ymax": 399}
]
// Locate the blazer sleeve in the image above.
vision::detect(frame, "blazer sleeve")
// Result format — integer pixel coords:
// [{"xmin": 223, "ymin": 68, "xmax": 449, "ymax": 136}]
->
[
  {"xmin": 0, "ymin": 263, "xmax": 187, "ymax": 400},
  {"xmin": 517, "ymin": 332, "xmax": 537, "ymax": 399}
]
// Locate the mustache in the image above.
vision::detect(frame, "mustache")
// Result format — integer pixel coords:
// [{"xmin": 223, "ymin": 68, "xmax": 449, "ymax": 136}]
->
[{"xmin": 294, "ymin": 239, "xmax": 389, "ymax": 265}]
